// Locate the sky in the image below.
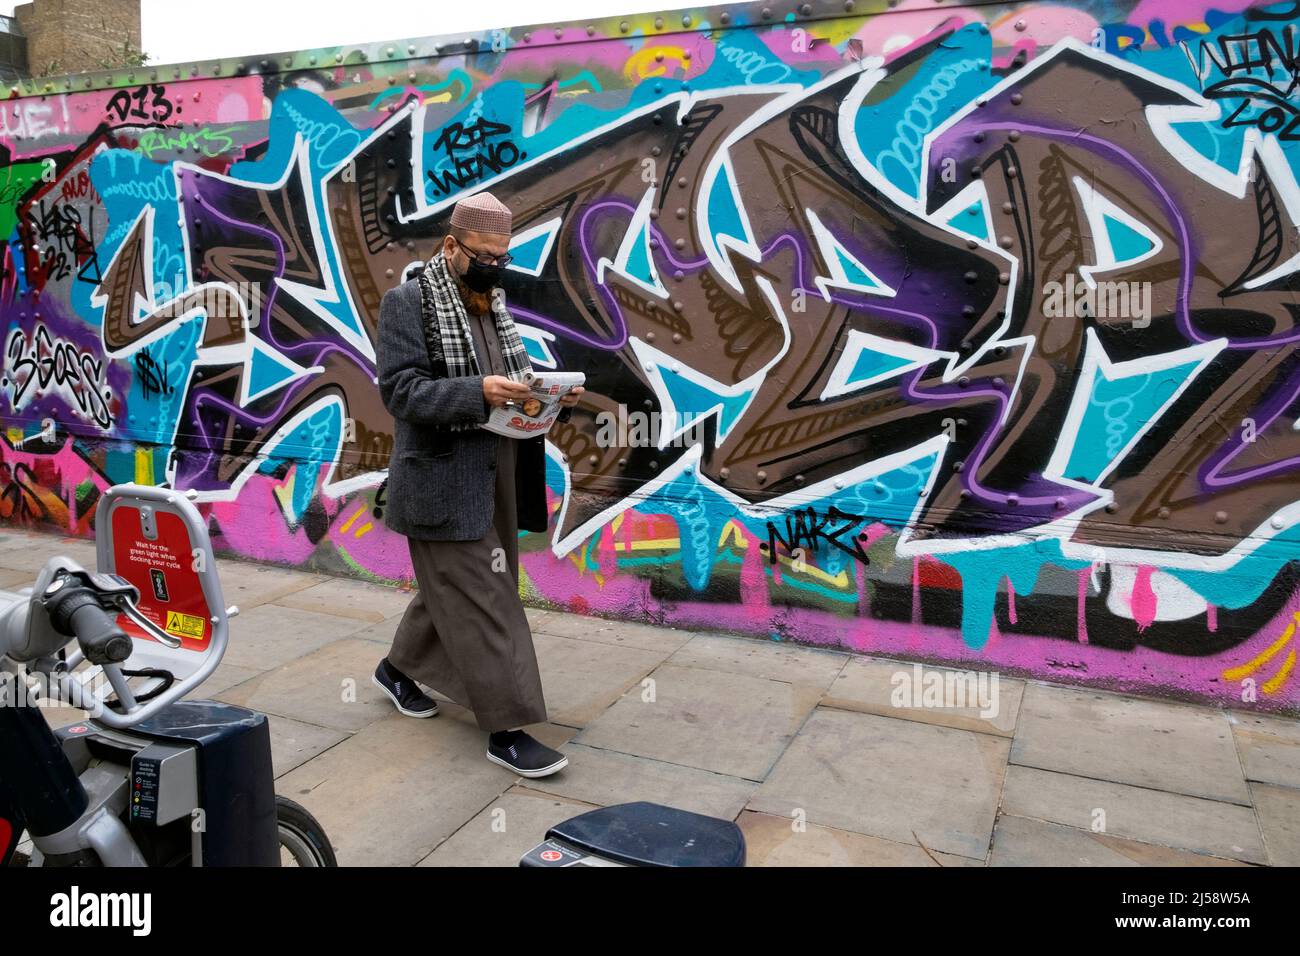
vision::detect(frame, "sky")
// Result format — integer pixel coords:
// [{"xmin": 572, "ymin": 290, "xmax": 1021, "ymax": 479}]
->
[{"xmin": 1, "ymin": 0, "xmax": 702, "ymax": 66}]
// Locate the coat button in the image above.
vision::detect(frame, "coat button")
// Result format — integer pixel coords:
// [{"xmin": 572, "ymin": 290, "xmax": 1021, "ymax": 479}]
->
[{"xmin": 487, "ymin": 462, "xmax": 496, "ymax": 471}]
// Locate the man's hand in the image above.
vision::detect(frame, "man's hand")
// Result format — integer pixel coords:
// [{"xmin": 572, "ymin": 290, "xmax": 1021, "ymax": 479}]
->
[
  {"xmin": 483, "ymin": 375, "xmax": 531, "ymax": 408},
  {"xmin": 558, "ymin": 386, "xmax": 585, "ymax": 408}
]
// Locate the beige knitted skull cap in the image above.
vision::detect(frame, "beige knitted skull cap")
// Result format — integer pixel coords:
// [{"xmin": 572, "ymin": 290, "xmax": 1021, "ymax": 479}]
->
[{"xmin": 449, "ymin": 191, "xmax": 512, "ymax": 235}]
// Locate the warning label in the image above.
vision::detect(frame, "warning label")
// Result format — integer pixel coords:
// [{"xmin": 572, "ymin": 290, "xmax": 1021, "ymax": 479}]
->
[{"xmin": 165, "ymin": 611, "xmax": 206, "ymax": 639}]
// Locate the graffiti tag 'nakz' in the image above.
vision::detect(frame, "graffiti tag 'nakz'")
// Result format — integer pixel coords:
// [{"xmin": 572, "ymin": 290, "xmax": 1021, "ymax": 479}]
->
[{"xmin": 3, "ymin": 0, "xmax": 1300, "ymax": 711}]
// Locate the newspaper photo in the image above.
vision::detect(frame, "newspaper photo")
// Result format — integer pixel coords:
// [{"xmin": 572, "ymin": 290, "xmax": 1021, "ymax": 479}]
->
[{"xmin": 480, "ymin": 370, "xmax": 585, "ymax": 439}]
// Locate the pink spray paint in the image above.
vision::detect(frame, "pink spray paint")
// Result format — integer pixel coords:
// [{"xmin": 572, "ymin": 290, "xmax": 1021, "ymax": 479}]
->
[
  {"xmin": 1131, "ymin": 565, "xmax": 1159, "ymax": 634},
  {"xmin": 1076, "ymin": 568, "xmax": 1090, "ymax": 644}
]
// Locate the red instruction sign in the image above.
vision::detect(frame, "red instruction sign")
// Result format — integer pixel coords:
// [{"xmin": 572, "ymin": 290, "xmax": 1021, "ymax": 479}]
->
[{"xmin": 110, "ymin": 506, "xmax": 212, "ymax": 651}]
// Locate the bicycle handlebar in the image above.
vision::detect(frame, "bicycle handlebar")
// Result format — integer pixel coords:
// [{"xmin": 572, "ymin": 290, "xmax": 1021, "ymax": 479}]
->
[{"xmin": 43, "ymin": 581, "xmax": 133, "ymax": 665}]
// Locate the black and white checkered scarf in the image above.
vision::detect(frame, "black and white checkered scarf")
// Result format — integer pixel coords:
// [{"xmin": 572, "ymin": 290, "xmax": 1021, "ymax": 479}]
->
[{"xmin": 417, "ymin": 250, "xmax": 532, "ymax": 431}]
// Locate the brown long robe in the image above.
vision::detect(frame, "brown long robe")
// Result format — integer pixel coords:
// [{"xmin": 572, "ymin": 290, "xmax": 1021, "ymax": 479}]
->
[{"xmin": 386, "ymin": 306, "xmax": 547, "ymax": 732}]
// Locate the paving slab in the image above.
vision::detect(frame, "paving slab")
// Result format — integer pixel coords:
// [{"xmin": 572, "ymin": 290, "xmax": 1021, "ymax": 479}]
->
[
  {"xmin": 211, "ymin": 560, "xmax": 326, "ymax": 611},
  {"xmin": 348, "ymin": 616, "xmax": 403, "ymax": 646},
  {"xmin": 217, "ymin": 637, "xmax": 396, "ymax": 733},
  {"xmin": 189, "ymin": 661, "xmax": 264, "ymax": 699},
  {"xmin": 273, "ymin": 711, "xmax": 516, "ymax": 866},
  {"xmin": 1000, "ymin": 764, "xmax": 1266, "ymax": 863},
  {"xmin": 532, "ymin": 631, "xmax": 670, "ymax": 728},
  {"xmin": 524, "ymin": 607, "xmax": 553, "ymax": 631},
  {"xmin": 1011, "ymin": 683, "xmax": 1250, "ymax": 805},
  {"xmin": 1231, "ymin": 712, "xmax": 1300, "ymax": 790},
  {"xmin": 273, "ymin": 577, "xmax": 414, "ymax": 623},
  {"xmin": 219, "ymin": 602, "xmax": 366, "ymax": 671},
  {"xmin": 668, "ymin": 633, "xmax": 848, "ymax": 691},
  {"xmin": 531, "ymin": 611, "xmax": 695, "ymax": 654},
  {"xmin": 264, "ymin": 714, "xmax": 348, "ymax": 779},
  {"xmin": 989, "ymin": 814, "xmax": 1248, "ymax": 866},
  {"xmin": 739, "ymin": 810, "xmax": 980, "ymax": 867},
  {"xmin": 1250, "ymin": 782, "xmax": 1300, "ymax": 866},
  {"xmin": 0, "ymin": 567, "xmax": 32, "ymax": 589},
  {"xmin": 522, "ymin": 742, "xmax": 755, "ymax": 820},
  {"xmin": 750, "ymin": 707, "xmax": 1009, "ymax": 860},
  {"xmin": 0, "ymin": 531, "xmax": 96, "ymax": 573},
  {"xmin": 575, "ymin": 662, "xmax": 824, "ymax": 779},
  {"xmin": 824, "ymin": 657, "xmax": 1023, "ymax": 737},
  {"xmin": 417, "ymin": 787, "xmax": 599, "ymax": 867}
]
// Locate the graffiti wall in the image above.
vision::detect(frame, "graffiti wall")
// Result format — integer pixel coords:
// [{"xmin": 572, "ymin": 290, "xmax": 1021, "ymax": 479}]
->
[{"xmin": 2, "ymin": 0, "xmax": 1299, "ymax": 712}]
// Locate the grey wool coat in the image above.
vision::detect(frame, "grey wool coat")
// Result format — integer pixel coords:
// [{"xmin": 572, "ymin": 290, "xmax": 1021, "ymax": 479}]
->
[{"xmin": 375, "ymin": 277, "xmax": 567, "ymax": 541}]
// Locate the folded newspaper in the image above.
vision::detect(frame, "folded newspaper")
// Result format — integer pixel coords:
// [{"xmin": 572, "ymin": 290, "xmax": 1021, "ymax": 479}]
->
[{"xmin": 480, "ymin": 370, "xmax": 585, "ymax": 438}]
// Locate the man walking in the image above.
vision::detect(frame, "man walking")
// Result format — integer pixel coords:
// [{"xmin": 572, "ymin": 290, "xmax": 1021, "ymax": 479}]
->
[{"xmin": 372, "ymin": 191, "xmax": 582, "ymax": 778}]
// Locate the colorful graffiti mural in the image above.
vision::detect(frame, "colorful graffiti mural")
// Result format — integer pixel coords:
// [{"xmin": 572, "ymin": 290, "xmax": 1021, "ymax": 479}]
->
[{"xmin": 2, "ymin": 0, "xmax": 1299, "ymax": 712}]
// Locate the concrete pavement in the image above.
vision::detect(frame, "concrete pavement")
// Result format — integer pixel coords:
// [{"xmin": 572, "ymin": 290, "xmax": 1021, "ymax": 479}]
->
[{"xmin": 5, "ymin": 527, "xmax": 1297, "ymax": 867}]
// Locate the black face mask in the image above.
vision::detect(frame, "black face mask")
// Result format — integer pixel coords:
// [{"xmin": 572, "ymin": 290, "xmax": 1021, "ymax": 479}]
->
[{"xmin": 460, "ymin": 257, "xmax": 500, "ymax": 294}]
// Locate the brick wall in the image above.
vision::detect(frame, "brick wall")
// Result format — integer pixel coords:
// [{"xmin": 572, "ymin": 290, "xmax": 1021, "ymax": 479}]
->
[{"xmin": 14, "ymin": 0, "xmax": 141, "ymax": 76}]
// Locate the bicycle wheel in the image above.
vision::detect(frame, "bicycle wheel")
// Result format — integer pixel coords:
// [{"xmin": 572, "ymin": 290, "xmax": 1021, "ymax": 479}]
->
[{"xmin": 276, "ymin": 795, "xmax": 337, "ymax": 867}]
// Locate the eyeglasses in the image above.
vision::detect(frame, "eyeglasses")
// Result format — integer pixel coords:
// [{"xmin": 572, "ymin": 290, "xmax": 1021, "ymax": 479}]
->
[{"xmin": 454, "ymin": 237, "xmax": 513, "ymax": 268}]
